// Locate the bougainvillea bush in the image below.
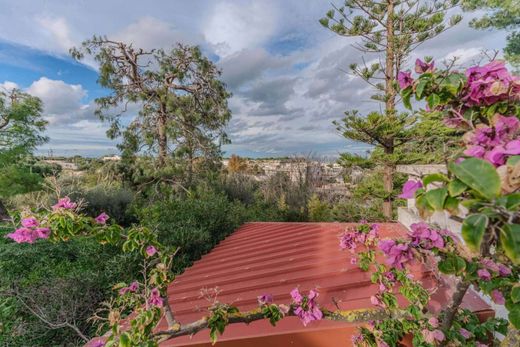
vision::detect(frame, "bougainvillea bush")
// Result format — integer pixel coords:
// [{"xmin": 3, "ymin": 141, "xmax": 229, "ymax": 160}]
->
[{"xmin": 3, "ymin": 59, "xmax": 520, "ymax": 347}]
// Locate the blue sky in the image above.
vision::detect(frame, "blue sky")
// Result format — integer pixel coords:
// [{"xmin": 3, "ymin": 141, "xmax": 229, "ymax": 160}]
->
[{"xmin": 0, "ymin": 0, "xmax": 510, "ymax": 158}]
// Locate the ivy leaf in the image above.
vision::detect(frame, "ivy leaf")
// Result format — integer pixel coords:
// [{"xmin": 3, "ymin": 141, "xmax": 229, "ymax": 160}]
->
[
  {"xmin": 461, "ymin": 214, "xmax": 488, "ymax": 253},
  {"xmin": 500, "ymin": 224, "xmax": 520, "ymax": 264},
  {"xmin": 416, "ymin": 79, "xmax": 428, "ymax": 99},
  {"xmin": 449, "ymin": 158, "xmax": 500, "ymax": 200},
  {"xmin": 424, "ymin": 187, "xmax": 448, "ymax": 211}
]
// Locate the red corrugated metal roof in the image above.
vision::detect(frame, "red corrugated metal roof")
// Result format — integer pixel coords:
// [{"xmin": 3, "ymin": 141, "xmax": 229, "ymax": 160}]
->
[{"xmin": 157, "ymin": 222, "xmax": 492, "ymax": 347}]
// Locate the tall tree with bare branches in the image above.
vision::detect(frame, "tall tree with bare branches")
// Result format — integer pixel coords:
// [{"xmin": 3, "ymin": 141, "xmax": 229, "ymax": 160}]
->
[
  {"xmin": 320, "ymin": 0, "xmax": 462, "ymax": 218},
  {"xmin": 71, "ymin": 38, "xmax": 231, "ymax": 176}
]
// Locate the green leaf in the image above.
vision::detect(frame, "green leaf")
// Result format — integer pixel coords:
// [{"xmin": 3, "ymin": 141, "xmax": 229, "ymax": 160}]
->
[
  {"xmin": 119, "ymin": 333, "xmax": 131, "ymax": 347},
  {"xmin": 427, "ymin": 93, "xmax": 441, "ymax": 109},
  {"xmin": 509, "ymin": 307, "xmax": 520, "ymax": 329},
  {"xmin": 422, "ymin": 173, "xmax": 449, "ymax": 186},
  {"xmin": 448, "ymin": 179, "xmax": 467, "ymax": 196},
  {"xmin": 424, "ymin": 187, "xmax": 448, "ymax": 211},
  {"xmin": 444, "ymin": 196, "xmax": 459, "ymax": 213},
  {"xmin": 461, "ymin": 214, "xmax": 488, "ymax": 253},
  {"xmin": 511, "ymin": 285, "xmax": 520, "ymax": 304},
  {"xmin": 416, "ymin": 79, "xmax": 428, "ymax": 99},
  {"xmin": 402, "ymin": 87, "xmax": 413, "ymax": 110},
  {"xmin": 500, "ymin": 224, "xmax": 520, "ymax": 264},
  {"xmin": 449, "ymin": 158, "xmax": 500, "ymax": 200},
  {"xmin": 438, "ymin": 254, "xmax": 466, "ymax": 274}
]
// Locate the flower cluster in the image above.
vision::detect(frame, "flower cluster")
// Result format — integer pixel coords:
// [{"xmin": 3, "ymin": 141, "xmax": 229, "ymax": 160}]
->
[
  {"xmin": 378, "ymin": 239, "xmax": 413, "ymax": 269},
  {"xmin": 52, "ymin": 196, "xmax": 77, "ymax": 210},
  {"xmin": 463, "ymin": 61, "xmax": 520, "ymax": 106},
  {"xmin": 290, "ymin": 288, "xmax": 323, "ymax": 326},
  {"xmin": 119, "ymin": 281, "xmax": 139, "ymax": 296},
  {"xmin": 463, "ymin": 115, "xmax": 520, "ymax": 166},
  {"xmin": 148, "ymin": 288, "xmax": 163, "ymax": 308},
  {"xmin": 408, "ymin": 222, "xmax": 445, "ymax": 250},
  {"xmin": 6, "ymin": 217, "xmax": 50, "ymax": 243},
  {"xmin": 422, "ymin": 316, "xmax": 445, "ymax": 344},
  {"xmin": 339, "ymin": 223, "xmax": 379, "ymax": 252}
]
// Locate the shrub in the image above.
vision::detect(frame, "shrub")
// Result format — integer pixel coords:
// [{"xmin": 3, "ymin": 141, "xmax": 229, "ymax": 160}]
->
[{"xmin": 0, "ymin": 226, "xmax": 139, "ymax": 346}]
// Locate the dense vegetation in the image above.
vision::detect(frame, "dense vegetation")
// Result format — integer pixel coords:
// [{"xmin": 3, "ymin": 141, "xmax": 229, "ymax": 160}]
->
[{"xmin": 1, "ymin": 1, "xmax": 519, "ymax": 346}]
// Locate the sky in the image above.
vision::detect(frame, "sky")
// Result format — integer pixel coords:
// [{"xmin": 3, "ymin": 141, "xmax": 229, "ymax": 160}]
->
[{"xmin": 0, "ymin": 0, "xmax": 510, "ymax": 158}]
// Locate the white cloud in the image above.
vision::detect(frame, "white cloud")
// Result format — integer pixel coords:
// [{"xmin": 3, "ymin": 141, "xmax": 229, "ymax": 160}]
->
[
  {"xmin": 26, "ymin": 77, "xmax": 89, "ymax": 123},
  {"xmin": 36, "ymin": 16, "xmax": 76, "ymax": 53},
  {"xmin": 114, "ymin": 16, "xmax": 201, "ymax": 51},
  {"xmin": 203, "ymin": 1, "xmax": 279, "ymax": 57},
  {"xmin": 0, "ymin": 81, "xmax": 19, "ymax": 92}
]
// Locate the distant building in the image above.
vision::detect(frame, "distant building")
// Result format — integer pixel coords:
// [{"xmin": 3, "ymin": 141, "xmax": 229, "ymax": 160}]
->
[{"xmin": 102, "ymin": 155, "xmax": 121, "ymax": 162}]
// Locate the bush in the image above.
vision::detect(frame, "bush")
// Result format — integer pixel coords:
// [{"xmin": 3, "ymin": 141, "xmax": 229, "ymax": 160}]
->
[
  {"xmin": 0, "ymin": 225, "xmax": 139, "ymax": 346},
  {"xmin": 139, "ymin": 187, "xmax": 248, "ymax": 272}
]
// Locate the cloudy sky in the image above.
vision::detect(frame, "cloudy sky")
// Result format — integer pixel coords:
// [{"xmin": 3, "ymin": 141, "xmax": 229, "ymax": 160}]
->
[{"xmin": 0, "ymin": 0, "xmax": 509, "ymax": 158}]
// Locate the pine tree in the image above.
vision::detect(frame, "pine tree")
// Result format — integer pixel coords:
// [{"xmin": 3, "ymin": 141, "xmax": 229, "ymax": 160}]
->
[
  {"xmin": 462, "ymin": 0, "xmax": 520, "ymax": 69},
  {"xmin": 320, "ymin": 0, "xmax": 462, "ymax": 218}
]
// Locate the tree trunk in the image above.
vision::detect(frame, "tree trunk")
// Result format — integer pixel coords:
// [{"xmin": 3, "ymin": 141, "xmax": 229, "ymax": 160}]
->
[
  {"xmin": 158, "ymin": 110, "xmax": 168, "ymax": 166},
  {"xmin": 383, "ymin": 0, "xmax": 396, "ymax": 220},
  {"xmin": 0, "ymin": 198, "xmax": 9, "ymax": 221}
]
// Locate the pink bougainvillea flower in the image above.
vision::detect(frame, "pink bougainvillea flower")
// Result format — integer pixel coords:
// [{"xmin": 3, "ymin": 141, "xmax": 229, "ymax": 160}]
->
[
  {"xmin": 290, "ymin": 288, "xmax": 322, "ymax": 326},
  {"xmin": 6, "ymin": 228, "xmax": 38, "ymax": 243},
  {"xmin": 35, "ymin": 227, "xmax": 51, "ymax": 239},
  {"xmin": 491, "ymin": 289, "xmax": 505, "ymax": 305},
  {"xmin": 477, "ymin": 269, "xmax": 491, "ymax": 281},
  {"xmin": 52, "ymin": 196, "xmax": 77, "ymax": 210},
  {"xmin": 428, "ymin": 317, "xmax": 439, "ymax": 328},
  {"xmin": 257, "ymin": 294, "xmax": 273, "ymax": 305},
  {"xmin": 494, "ymin": 115, "xmax": 520, "ymax": 138},
  {"xmin": 480, "ymin": 258, "xmax": 499, "ymax": 273},
  {"xmin": 119, "ymin": 281, "xmax": 139, "ymax": 295},
  {"xmin": 422, "ymin": 329, "xmax": 445, "ymax": 343},
  {"xmin": 350, "ymin": 257, "xmax": 357, "ymax": 265},
  {"xmin": 91, "ymin": 339, "xmax": 105, "ymax": 347},
  {"xmin": 278, "ymin": 304, "xmax": 290, "ymax": 314},
  {"xmin": 145, "ymin": 245, "xmax": 157, "ymax": 257},
  {"xmin": 21, "ymin": 217, "xmax": 39, "ymax": 228},
  {"xmin": 464, "ymin": 145, "xmax": 486, "ymax": 158},
  {"xmin": 339, "ymin": 231, "xmax": 358, "ymax": 251},
  {"xmin": 397, "ymin": 71, "xmax": 413, "ymax": 89},
  {"xmin": 148, "ymin": 288, "xmax": 163, "ymax": 307},
  {"xmin": 398, "ymin": 180, "xmax": 422, "ymax": 199},
  {"xmin": 459, "ymin": 328, "xmax": 471, "ymax": 339},
  {"xmin": 498, "ymin": 263, "xmax": 512, "ymax": 277},
  {"xmin": 94, "ymin": 212, "xmax": 109, "ymax": 225},
  {"xmin": 378, "ymin": 239, "xmax": 413, "ymax": 269},
  {"xmin": 409, "ymin": 222, "xmax": 445, "ymax": 250},
  {"xmin": 415, "ymin": 58, "xmax": 435, "ymax": 73}
]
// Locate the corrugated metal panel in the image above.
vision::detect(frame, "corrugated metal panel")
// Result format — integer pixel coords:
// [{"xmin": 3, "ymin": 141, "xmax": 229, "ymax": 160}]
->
[{"xmin": 158, "ymin": 222, "xmax": 492, "ymax": 346}]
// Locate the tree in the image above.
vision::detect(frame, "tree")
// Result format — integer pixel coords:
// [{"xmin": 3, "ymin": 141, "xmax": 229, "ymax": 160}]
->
[
  {"xmin": 462, "ymin": 0, "xmax": 520, "ymax": 69},
  {"xmin": 70, "ymin": 38, "xmax": 231, "ymax": 176},
  {"xmin": 0, "ymin": 89, "xmax": 47, "ymax": 219},
  {"xmin": 320, "ymin": 0, "xmax": 462, "ymax": 218}
]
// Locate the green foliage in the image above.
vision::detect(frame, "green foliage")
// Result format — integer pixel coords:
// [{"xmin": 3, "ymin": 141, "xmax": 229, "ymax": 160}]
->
[
  {"xmin": 307, "ymin": 194, "xmax": 332, "ymax": 222},
  {"xmin": 462, "ymin": 0, "xmax": 520, "ymax": 68},
  {"xmin": 0, "ymin": 227, "xmax": 139, "ymax": 346},
  {"xmin": 0, "ymin": 90, "xmax": 48, "ymax": 198},
  {"xmin": 139, "ymin": 188, "xmax": 247, "ymax": 272},
  {"xmin": 461, "ymin": 214, "xmax": 489, "ymax": 253},
  {"xmin": 449, "ymin": 158, "xmax": 501, "ymax": 200}
]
